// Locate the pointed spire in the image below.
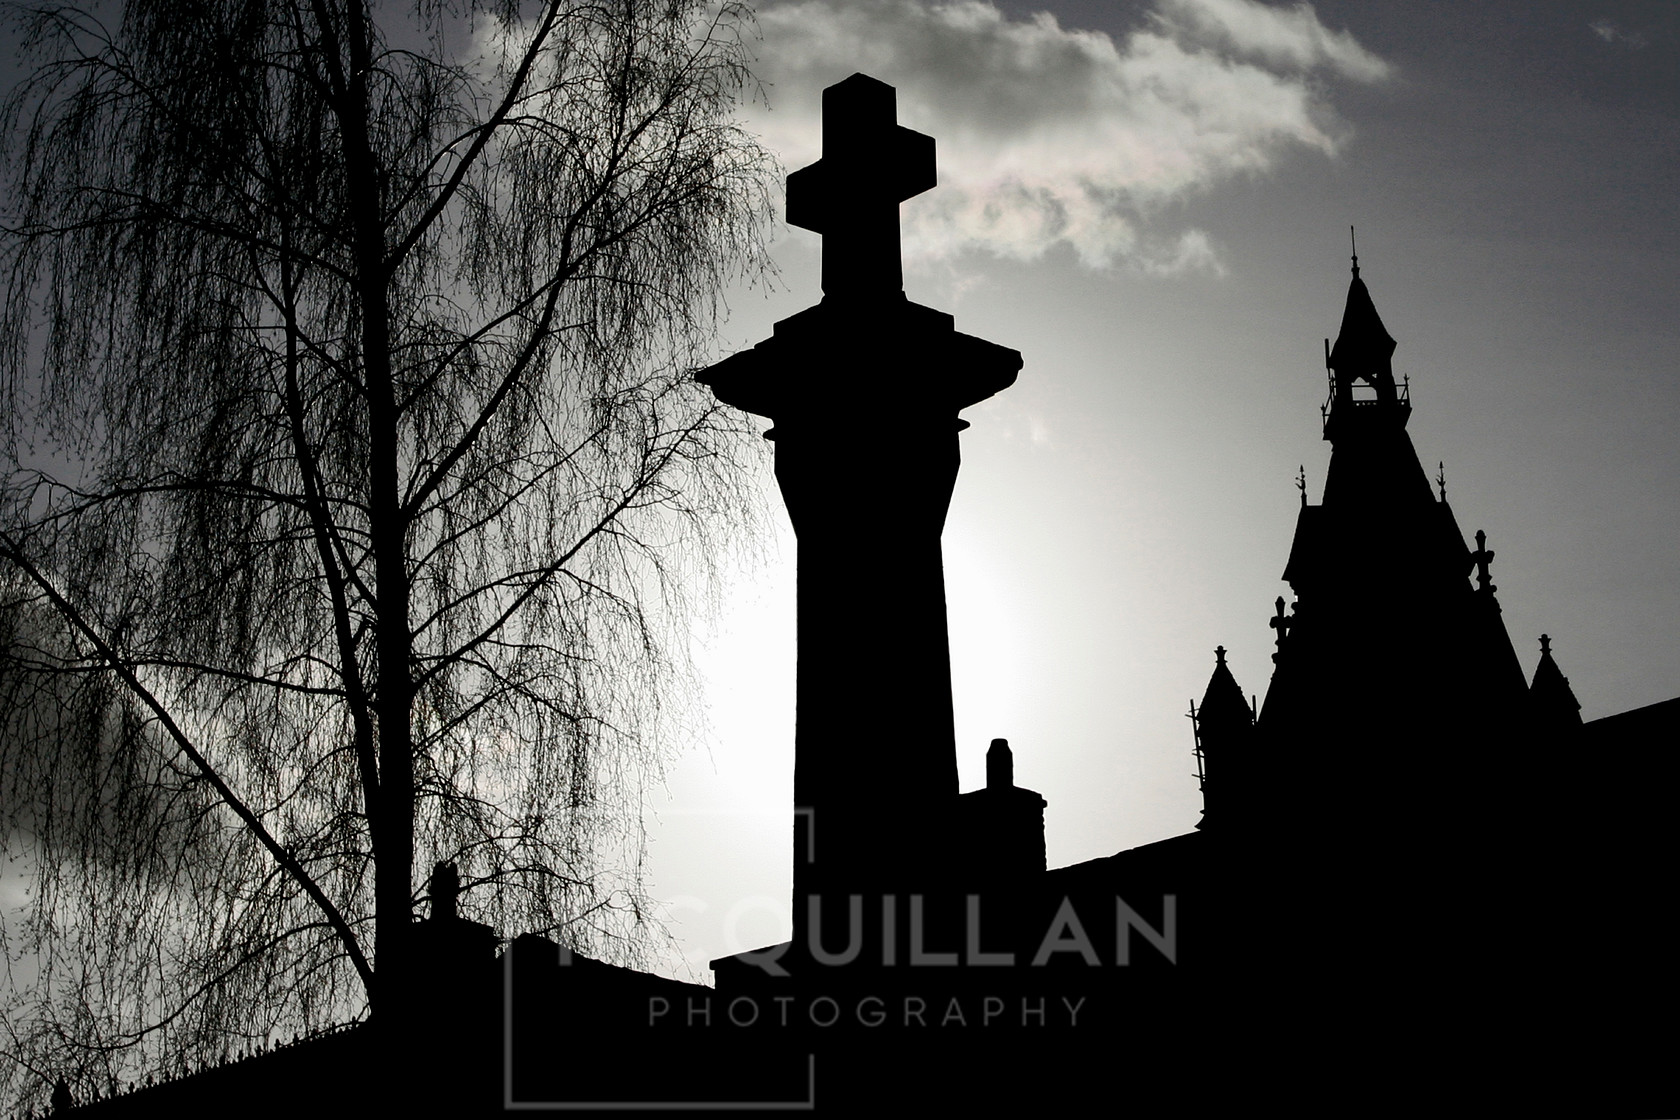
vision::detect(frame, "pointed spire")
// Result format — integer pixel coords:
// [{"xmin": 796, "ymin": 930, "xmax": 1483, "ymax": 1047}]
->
[
  {"xmin": 1530, "ymin": 633, "xmax": 1583, "ymax": 729},
  {"xmin": 1327, "ymin": 242, "xmax": 1400, "ymax": 414},
  {"xmin": 1329, "ymin": 281, "xmax": 1397, "ymax": 390},
  {"xmin": 1200, "ymin": 646, "xmax": 1253, "ymax": 728}
]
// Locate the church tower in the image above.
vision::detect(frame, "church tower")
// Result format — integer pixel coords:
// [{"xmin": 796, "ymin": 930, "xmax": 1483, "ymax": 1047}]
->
[
  {"xmin": 1255, "ymin": 250, "xmax": 1531, "ymax": 853},
  {"xmin": 1221, "ymin": 250, "xmax": 1553, "ymax": 1075}
]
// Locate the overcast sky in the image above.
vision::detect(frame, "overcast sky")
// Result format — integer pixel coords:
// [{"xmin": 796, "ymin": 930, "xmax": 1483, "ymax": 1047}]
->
[{"xmin": 644, "ymin": 0, "xmax": 1680, "ymax": 977}]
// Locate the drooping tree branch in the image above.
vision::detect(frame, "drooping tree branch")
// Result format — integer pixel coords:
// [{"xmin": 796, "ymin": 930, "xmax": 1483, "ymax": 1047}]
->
[
  {"xmin": 0, "ymin": 0, "xmax": 773, "ymax": 1106},
  {"xmin": 0, "ymin": 531, "xmax": 375, "ymax": 994}
]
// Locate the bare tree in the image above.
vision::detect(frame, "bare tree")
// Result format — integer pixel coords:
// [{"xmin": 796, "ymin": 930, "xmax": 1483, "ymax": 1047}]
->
[{"xmin": 0, "ymin": 0, "xmax": 771, "ymax": 1103}]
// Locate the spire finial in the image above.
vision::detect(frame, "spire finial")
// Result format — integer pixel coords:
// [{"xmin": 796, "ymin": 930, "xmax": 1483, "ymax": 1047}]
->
[
  {"xmin": 1296, "ymin": 464, "xmax": 1307, "ymax": 507},
  {"xmin": 1268, "ymin": 597, "xmax": 1293, "ymax": 662},
  {"xmin": 1539, "ymin": 634, "xmax": 1552, "ymax": 656},
  {"xmin": 1437, "ymin": 461, "xmax": 1447, "ymax": 502},
  {"xmin": 1350, "ymin": 226, "xmax": 1359, "ymax": 278},
  {"xmin": 1214, "ymin": 644, "xmax": 1227, "ymax": 666}
]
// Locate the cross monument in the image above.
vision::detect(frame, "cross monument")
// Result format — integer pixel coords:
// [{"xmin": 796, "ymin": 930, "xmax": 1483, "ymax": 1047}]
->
[{"xmin": 698, "ymin": 74, "xmax": 1022, "ymax": 943}]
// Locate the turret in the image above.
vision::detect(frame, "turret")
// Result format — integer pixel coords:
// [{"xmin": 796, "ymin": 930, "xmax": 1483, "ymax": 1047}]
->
[
  {"xmin": 1191, "ymin": 646, "xmax": 1254, "ymax": 830},
  {"xmin": 1529, "ymin": 633, "xmax": 1584, "ymax": 733}
]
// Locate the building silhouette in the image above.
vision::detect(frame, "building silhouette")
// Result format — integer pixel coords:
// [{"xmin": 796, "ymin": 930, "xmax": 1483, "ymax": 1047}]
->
[{"xmin": 43, "ymin": 74, "xmax": 1679, "ymax": 1119}]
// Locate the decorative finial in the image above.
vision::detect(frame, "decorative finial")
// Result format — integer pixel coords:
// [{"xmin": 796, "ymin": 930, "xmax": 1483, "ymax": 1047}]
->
[
  {"xmin": 1295, "ymin": 464, "xmax": 1307, "ymax": 507},
  {"xmin": 1471, "ymin": 529, "xmax": 1497, "ymax": 594},
  {"xmin": 1436, "ymin": 461, "xmax": 1447, "ymax": 502},
  {"xmin": 1214, "ymin": 644, "xmax": 1227, "ymax": 666},
  {"xmin": 1268, "ymin": 597, "xmax": 1293, "ymax": 662},
  {"xmin": 986, "ymin": 737, "xmax": 1014, "ymax": 790},
  {"xmin": 1539, "ymin": 634, "xmax": 1552, "ymax": 656},
  {"xmin": 429, "ymin": 860, "xmax": 461, "ymax": 921},
  {"xmin": 1350, "ymin": 225, "xmax": 1359, "ymax": 278}
]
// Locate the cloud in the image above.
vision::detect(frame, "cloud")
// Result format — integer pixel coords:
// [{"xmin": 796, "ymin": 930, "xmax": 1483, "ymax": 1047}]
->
[
  {"xmin": 1588, "ymin": 19, "xmax": 1647, "ymax": 49},
  {"xmin": 745, "ymin": 0, "xmax": 1391, "ymax": 271},
  {"xmin": 1155, "ymin": 0, "xmax": 1391, "ymax": 82}
]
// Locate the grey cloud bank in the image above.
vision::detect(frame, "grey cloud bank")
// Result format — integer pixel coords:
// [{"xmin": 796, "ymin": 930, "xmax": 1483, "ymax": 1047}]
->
[{"xmin": 746, "ymin": 0, "xmax": 1391, "ymax": 270}]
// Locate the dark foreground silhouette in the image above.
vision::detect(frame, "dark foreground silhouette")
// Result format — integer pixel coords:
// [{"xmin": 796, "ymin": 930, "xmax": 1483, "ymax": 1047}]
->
[{"xmin": 46, "ymin": 75, "xmax": 1678, "ymax": 1119}]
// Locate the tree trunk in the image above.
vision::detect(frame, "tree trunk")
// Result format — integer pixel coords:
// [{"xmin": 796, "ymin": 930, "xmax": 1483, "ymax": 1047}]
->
[{"xmin": 337, "ymin": 0, "xmax": 414, "ymax": 1021}]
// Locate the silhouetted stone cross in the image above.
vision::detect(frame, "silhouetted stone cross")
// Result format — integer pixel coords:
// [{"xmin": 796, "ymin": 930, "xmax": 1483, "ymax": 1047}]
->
[
  {"xmin": 1471, "ymin": 529, "xmax": 1497, "ymax": 594},
  {"xmin": 786, "ymin": 73, "xmax": 936, "ymax": 299}
]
